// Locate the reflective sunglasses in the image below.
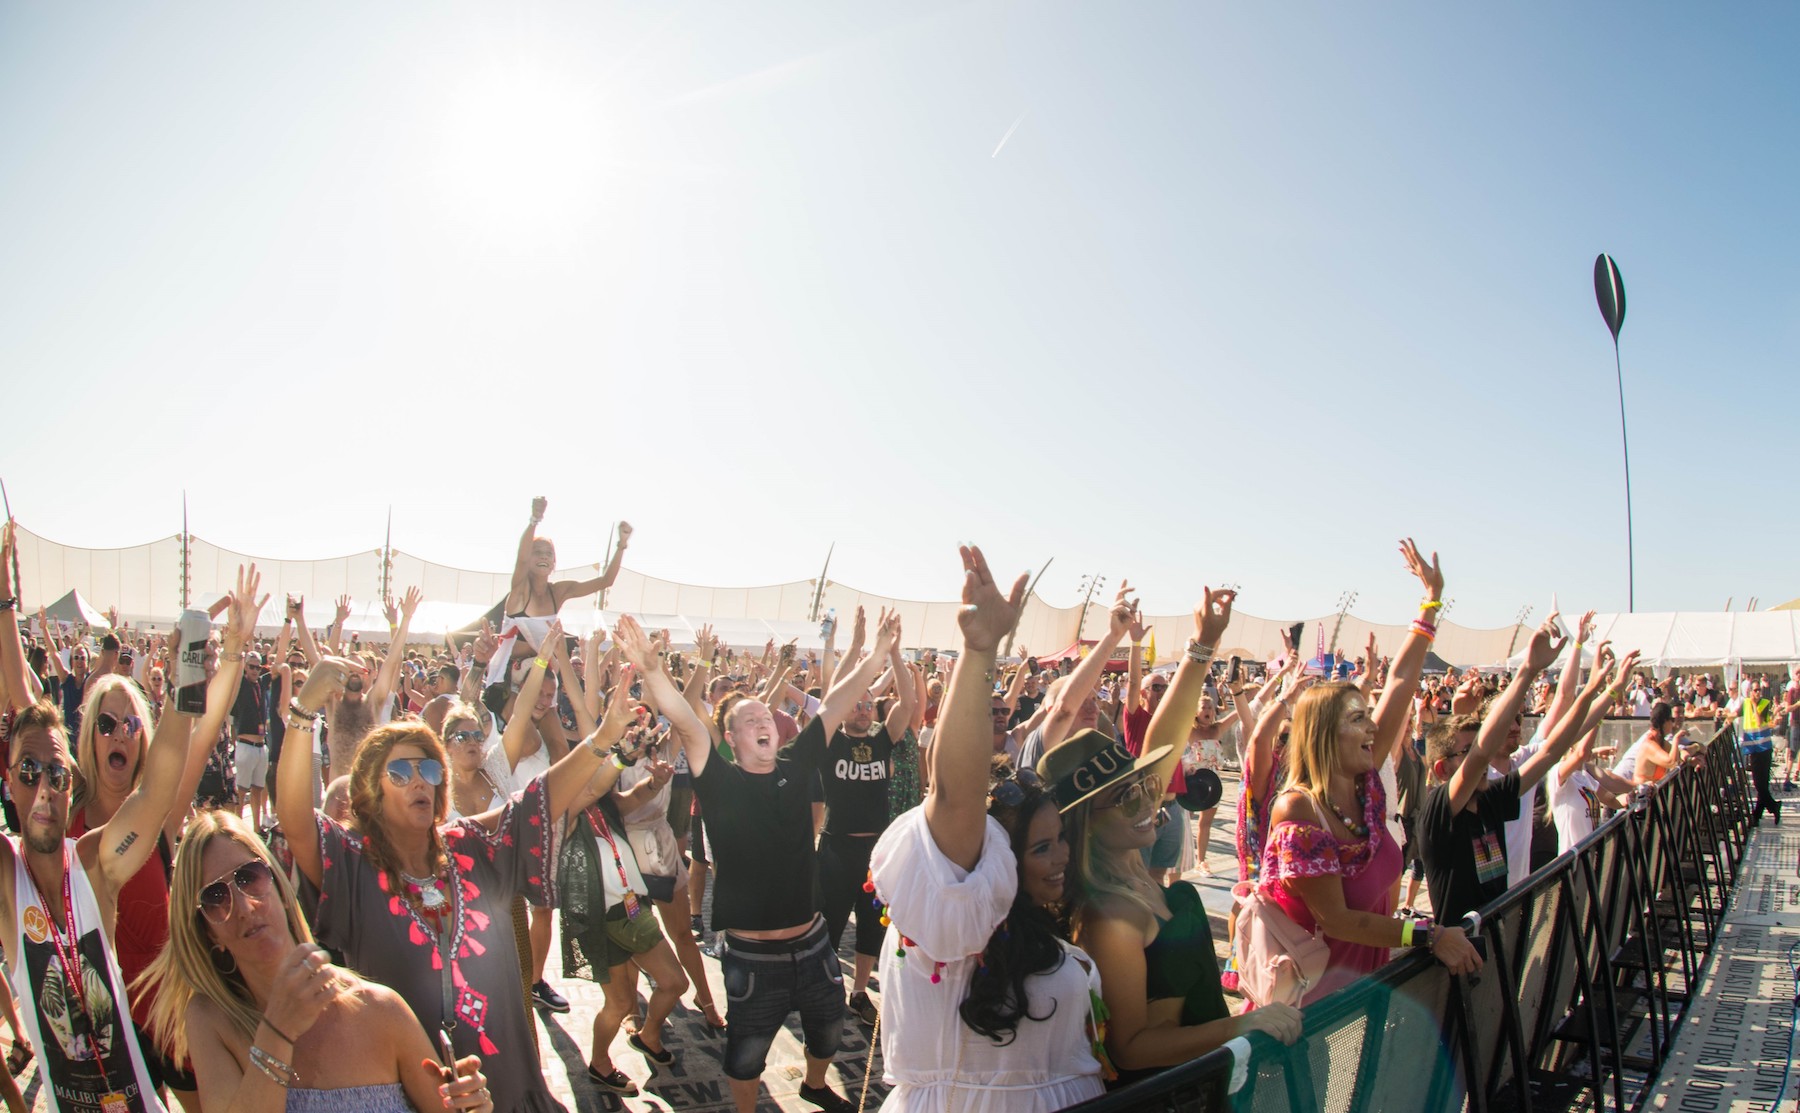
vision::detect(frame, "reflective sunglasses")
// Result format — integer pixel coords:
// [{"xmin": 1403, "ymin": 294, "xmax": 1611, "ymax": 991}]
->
[
  {"xmin": 94, "ymin": 712, "xmax": 142, "ymax": 738},
  {"xmin": 1094, "ymin": 774, "xmax": 1162, "ymax": 817},
  {"xmin": 345, "ymin": 677, "xmax": 366, "ymax": 693},
  {"xmin": 386, "ymin": 758, "xmax": 445, "ymax": 787},
  {"xmin": 196, "ymin": 860, "xmax": 277, "ymax": 924},
  {"xmin": 988, "ymin": 766, "xmax": 1043, "ymax": 808},
  {"xmin": 446, "ymin": 729, "xmax": 484, "ymax": 747},
  {"xmin": 13, "ymin": 757, "xmax": 72, "ymax": 793}
]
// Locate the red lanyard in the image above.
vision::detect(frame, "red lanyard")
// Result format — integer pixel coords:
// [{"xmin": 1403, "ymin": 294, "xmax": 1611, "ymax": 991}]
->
[
  {"xmin": 587, "ymin": 810, "xmax": 638, "ymax": 913},
  {"xmin": 26, "ymin": 850, "xmax": 109, "ymax": 1071}
]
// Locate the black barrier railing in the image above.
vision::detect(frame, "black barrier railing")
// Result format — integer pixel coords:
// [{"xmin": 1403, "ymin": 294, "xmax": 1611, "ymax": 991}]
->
[{"xmin": 1072, "ymin": 724, "xmax": 1749, "ymax": 1113}]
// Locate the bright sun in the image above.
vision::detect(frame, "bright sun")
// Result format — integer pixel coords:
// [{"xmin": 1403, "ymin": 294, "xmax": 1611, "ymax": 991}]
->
[{"xmin": 434, "ymin": 64, "xmax": 609, "ymax": 250}]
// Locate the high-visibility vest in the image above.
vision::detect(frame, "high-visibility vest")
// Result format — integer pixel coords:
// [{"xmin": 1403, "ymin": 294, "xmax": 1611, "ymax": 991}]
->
[{"xmin": 1742, "ymin": 696, "xmax": 1774, "ymax": 744}]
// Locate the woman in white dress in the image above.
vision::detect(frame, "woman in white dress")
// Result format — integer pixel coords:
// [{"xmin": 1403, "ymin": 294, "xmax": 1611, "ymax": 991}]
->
[{"xmin": 870, "ymin": 546, "xmax": 1108, "ymax": 1113}]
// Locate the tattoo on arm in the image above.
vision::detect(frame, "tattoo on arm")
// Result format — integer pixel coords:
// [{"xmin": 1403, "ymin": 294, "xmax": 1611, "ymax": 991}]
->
[{"xmin": 113, "ymin": 832, "xmax": 138, "ymax": 857}]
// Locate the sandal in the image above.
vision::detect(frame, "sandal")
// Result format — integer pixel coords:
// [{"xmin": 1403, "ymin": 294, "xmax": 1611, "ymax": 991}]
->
[
  {"xmin": 4, "ymin": 1041, "xmax": 29, "ymax": 1074},
  {"xmin": 694, "ymin": 997, "xmax": 727, "ymax": 1033},
  {"xmin": 587, "ymin": 1066, "xmax": 638, "ymax": 1096}
]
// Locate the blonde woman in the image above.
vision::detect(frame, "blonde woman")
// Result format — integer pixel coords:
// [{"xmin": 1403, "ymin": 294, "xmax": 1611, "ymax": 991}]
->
[
  {"xmin": 1060, "ymin": 589, "xmax": 1301, "ymax": 1086},
  {"xmin": 135, "ymin": 810, "xmax": 490, "ymax": 1113}
]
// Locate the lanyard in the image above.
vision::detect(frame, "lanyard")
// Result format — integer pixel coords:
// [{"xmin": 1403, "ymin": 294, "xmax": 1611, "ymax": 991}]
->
[
  {"xmin": 26, "ymin": 850, "xmax": 110, "ymax": 1072},
  {"xmin": 588, "ymin": 810, "xmax": 639, "ymax": 917}
]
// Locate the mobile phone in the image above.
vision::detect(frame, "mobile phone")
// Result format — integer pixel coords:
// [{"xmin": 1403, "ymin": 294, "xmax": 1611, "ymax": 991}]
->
[
  {"xmin": 780, "ymin": 643, "xmax": 795, "ymax": 664},
  {"xmin": 670, "ymin": 651, "xmax": 684, "ymax": 672},
  {"xmin": 436, "ymin": 1029, "xmax": 456, "ymax": 1072},
  {"xmin": 1469, "ymin": 936, "xmax": 1489, "ymax": 961},
  {"xmin": 1227, "ymin": 656, "xmax": 1242, "ymax": 684}
]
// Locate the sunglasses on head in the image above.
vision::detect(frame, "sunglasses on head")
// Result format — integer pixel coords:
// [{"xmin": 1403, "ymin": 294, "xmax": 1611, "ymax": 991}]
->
[
  {"xmin": 386, "ymin": 758, "xmax": 445, "ymax": 787},
  {"xmin": 196, "ymin": 860, "xmax": 277, "ymax": 924},
  {"xmin": 13, "ymin": 757, "xmax": 72, "ymax": 793},
  {"xmin": 988, "ymin": 766, "xmax": 1043, "ymax": 808},
  {"xmin": 345, "ymin": 677, "xmax": 365, "ymax": 693},
  {"xmin": 94, "ymin": 712, "xmax": 142, "ymax": 738}
]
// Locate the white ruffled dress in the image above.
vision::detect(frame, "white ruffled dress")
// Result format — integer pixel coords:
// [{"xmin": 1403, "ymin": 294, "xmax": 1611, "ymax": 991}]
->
[{"xmin": 870, "ymin": 807, "xmax": 1107, "ymax": 1113}]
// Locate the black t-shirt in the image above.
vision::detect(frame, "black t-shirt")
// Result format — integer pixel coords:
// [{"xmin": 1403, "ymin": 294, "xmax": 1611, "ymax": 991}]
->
[
  {"xmin": 1419, "ymin": 770, "xmax": 1522, "ymax": 925},
  {"xmin": 820, "ymin": 725, "xmax": 895, "ymax": 837},
  {"xmin": 232, "ymin": 675, "xmax": 266, "ymax": 738},
  {"xmin": 691, "ymin": 717, "xmax": 828, "ymax": 932}
]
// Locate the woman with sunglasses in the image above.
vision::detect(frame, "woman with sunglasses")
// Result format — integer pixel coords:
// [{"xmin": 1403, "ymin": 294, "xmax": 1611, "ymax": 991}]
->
[
  {"xmin": 868, "ymin": 546, "xmax": 1107, "ymax": 1113},
  {"xmin": 441, "ymin": 704, "xmax": 501, "ymax": 821},
  {"xmin": 275, "ymin": 647, "xmax": 638, "ymax": 1113},
  {"xmin": 1059, "ymin": 587, "xmax": 1301, "ymax": 1083},
  {"xmin": 135, "ymin": 810, "xmax": 492, "ymax": 1113},
  {"xmin": 63, "ymin": 573, "xmax": 262, "ymax": 1110}
]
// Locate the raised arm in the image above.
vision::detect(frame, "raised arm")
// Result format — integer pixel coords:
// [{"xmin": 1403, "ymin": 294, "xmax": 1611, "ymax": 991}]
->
[
  {"xmin": 615, "ymin": 615, "xmax": 717, "ymax": 779},
  {"xmin": 1544, "ymin": 611, "xmax": 1594, "ymax": 729},
  {"xmin": 1125, "ymin": 603, "xmax": 1149, "ymax": 711},
  {"xmin": 326, "ymin": 595, "xmax": 351, "ymax": 657},
  {"xmin": 369, "ymin": 587, "xmax": 420, "ymax": 711},
  {"xmin": 502, "ymin": 497, "xmax": 547, "ymax": 614},
  {"xmin": 817, "ymin": 611, "xmax": 897, "ymax": 737},
  {"xmin": 1518, "ymin": 648, "xmax": 1629, "ymax": 792},
  {"xmin": 551, "ymin": 521, "xmax": 632, "ymax": 607},
  {"xmin": 276, "ymin": 657, "xmax": 354, "ymax": 888},
  {"xmin": 548, "ymin": 630, "xmax": 597, "ymax": 738},
  {"xmin": 165, "ymin": 574, "xmax": 266, "ymax": 844},
  {"xmin": 1356, "ymin": 633, "xmax": 1380, "ymax": 697},
  {"xmin": 499, "ymin": 621, "xmax": 561, "ymax": 771},
  {"xmin": 287, "ymin": 595, "xmax": 324, "ymax": 666},
  {"xmin": 1446, "ymin": 619, "xmax": 1561, "ymax": 812},
  {"xmin": 1370, "ymin": 539, "xmax": 1445, "ymax": 768},
  {"xmin": 0, "ymin": 524, "xmax": 37, "ymax": 713},
  {"xmin": 927, "ymin": 546, "xmax": 1027, "ymax": 869},
  {"xmin": 1042, "ymin": 586, "xmax": 1133, "ymax": 751},
  {"xmin": 1142, "ymin": 587, "xmax": 1236, "ymax": 792},
  {"xmin": 539, "ymin": 671, "xmax": 632, "ymax": 824},
  {"xmin": 882, "ymin": 634, "xmax": 917, "ymax": 740}
]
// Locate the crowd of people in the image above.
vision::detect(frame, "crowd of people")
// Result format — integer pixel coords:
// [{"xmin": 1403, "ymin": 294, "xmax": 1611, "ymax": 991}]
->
[{"xmin": 0, "ymin": 501, "xmax": 1792, "ymax": 1113}]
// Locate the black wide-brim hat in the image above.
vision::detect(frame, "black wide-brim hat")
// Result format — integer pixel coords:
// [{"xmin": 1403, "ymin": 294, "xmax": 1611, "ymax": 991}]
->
[{"xmin": 1036, "ymin": 727, "xmax": 1172, "ymax": 814}]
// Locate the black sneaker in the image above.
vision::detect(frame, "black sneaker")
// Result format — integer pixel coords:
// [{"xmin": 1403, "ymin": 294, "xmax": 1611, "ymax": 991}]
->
[
  {"xmin": 532, "ymin": 980, "xmax": 571, "ymax": 1013},
  {"xmin": 691, "ymin": 914, "xmax": 706, "ymax": 940},
  {"xmin": 587, "ymin": 1066, "xmax": 638, "ymax": 1095},
  {"xmin": 847, "ymin": 990, "xmax": 878, "ymax": 1026},
  {"xmin": 798, "ymin": 1084, "xmax": 855, "ymax": 1113}
]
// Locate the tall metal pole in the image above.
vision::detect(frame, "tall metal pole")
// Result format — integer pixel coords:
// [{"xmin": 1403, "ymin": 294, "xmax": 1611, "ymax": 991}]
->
[
  {"xmin": 381, "ymin": 507, "xmax": 393, "ymax": 605},
  {"xmin": 1001, "ymin": 557, "xmax": 1054, "ymax": 659},
  {"xmin": 180, "ymin": 492, "xmax": 191, "ymax": 610},
  {"xmin": 808, "ymin": 543, "xmax": 836, "ymax": 622},
  {"xmin": 1612, "ymin": 339, "xmax": 1634, "ymax": 612}
]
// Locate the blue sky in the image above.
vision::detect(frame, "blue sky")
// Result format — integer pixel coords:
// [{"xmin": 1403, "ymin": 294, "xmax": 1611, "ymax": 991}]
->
[{"xmin": 2, "ymin": 3, "xmax": 1794, "ymax": 626}]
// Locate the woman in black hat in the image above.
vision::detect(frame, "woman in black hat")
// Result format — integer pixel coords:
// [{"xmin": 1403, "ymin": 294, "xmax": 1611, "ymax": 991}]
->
[
  {"xmin": 867, "ymin": 546, "xmax": 1109, "ymax": 1113},
  {"xmin": 1055, "ymin": 588, "xmax": 1301, "ymax": 1085}
]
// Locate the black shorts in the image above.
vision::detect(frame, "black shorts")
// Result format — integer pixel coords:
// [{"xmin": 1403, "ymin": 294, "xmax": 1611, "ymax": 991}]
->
[{"xmin": 720, "ymin": 920, "xmax": 843, "ymax": 1079}]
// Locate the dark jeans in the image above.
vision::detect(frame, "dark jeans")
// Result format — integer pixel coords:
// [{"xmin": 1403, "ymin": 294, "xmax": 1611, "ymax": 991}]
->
[
  {"xmin": 719, "ymin": 919, "xmax": 844, "ymax": 1080},
  {"xmin": 1749, "ymin": 746, "xmax": 1781, "ymax": 825},
  {"xmin": 818, "ymin": 832, "xmax": 883, "ymax": 958}
]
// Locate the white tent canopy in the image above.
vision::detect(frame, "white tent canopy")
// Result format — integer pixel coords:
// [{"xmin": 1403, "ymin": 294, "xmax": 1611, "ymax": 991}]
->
[
  {"xmin": 43, "ymin": 589, "xmax": 111, "ymax": 631},
  {"xmin": 1507, "ymin": 611, "xmax": 1800, "ymax": 670}
]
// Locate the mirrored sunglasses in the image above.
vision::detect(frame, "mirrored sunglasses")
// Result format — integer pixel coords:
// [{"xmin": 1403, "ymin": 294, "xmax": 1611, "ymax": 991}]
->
[
  {"xmin": 13, "ymin": 757, "xmax": 71, "ymax": 793},
  {"xmin": 94, "ymin": 712, "xmax": 143, "ymax": 738},
  {"xmin": 988, "ymin": 766, "xmax": 1044, "ymax": 808},
  {"xmin": 197, "ymin": 860, "xmax": 277, "ymax": 924},
  {"xmin": 386, "ymin": 758, "xmax": 445, "ymax": 787}
]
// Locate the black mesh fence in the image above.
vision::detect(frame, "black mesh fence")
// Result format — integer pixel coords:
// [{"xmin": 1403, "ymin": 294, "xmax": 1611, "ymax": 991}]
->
[{"xmin": 1072, "ymin": 724, "xmax": 1749, "ymax": 1113}]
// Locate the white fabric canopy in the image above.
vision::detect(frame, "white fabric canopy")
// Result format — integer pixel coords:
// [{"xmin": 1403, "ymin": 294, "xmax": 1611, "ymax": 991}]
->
[{"xmin": 1506, "ymin": 611, "xmax": 1800, "ymax": 669}]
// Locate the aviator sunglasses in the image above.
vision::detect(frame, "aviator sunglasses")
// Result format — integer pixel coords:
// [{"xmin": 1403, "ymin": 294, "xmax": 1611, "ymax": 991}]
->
[
  {"xmin": 196, "ymin": 860, "xmax": 277, "ymax": 924},
  {"xmin": 13, "ymin": 757, "xmax": 72, "ymax": 793},
  {"xmin": 94, "ymin": 712, "xmax": 143, "ymax": 737},
  {"xmin": 386, "ymin": 758, "xmax": 445, "ymax": 787},
  {"xmin": 988, "ymin": 766, "xmax": 1043, "ymax": 808}
]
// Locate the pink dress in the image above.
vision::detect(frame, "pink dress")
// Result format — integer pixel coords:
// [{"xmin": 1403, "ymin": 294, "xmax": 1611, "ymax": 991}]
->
[{"xmin": 1258, "ymin": 772, "xmax": 1402, "ymax": 1004}]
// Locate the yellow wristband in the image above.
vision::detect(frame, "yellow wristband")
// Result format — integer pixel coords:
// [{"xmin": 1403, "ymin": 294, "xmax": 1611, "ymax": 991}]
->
[
  {"xmin": 1419, "ymin": 600, "xmax": 1444, "ymax": 612},
  {"xmin": 533, "ymin": 658, "xmax": 549, "ymax": 670},
  {"xmin": 1400, "ymin": 919, "xmax": 1414, "ymax": 947}
]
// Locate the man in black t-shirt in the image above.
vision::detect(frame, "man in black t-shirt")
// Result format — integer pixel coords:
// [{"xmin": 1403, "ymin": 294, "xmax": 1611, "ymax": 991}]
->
[
  {"xmin": 1418, "ymin": 622, "xmax": 1603, "ymax": 925},
  {"xmin": 619, "ymin": 612, "xmax": 901, "ymax": 1113},
  {"xmin": 817, "ymin": 632, "xmax": 915, "ymax": 1025}
]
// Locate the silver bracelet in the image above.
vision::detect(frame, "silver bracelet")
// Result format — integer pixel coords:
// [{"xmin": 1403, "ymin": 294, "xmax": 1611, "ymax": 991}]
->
[{"xmin": 1186, "ymin": 640, "xmax": 1217, "ymax": 664}]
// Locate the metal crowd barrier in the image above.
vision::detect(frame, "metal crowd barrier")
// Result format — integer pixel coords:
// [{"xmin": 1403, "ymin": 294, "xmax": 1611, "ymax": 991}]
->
[{"xmin": 1072, "ymin": 724, "xmax": 1748, "ymax": 1113}]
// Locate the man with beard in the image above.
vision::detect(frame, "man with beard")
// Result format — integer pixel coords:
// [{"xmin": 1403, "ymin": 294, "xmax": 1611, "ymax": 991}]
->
[
  {"xmin": 0, "ymin": 535, "xmax": 251, "ymax": 1113},
  {"xmin": 289, "ymin": 589, "xmax": 421, "ymax": 783}
]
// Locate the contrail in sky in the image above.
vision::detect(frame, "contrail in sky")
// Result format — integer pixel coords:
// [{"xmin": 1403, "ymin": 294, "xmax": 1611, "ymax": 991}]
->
[{"xmin": 991, "ymin": 112, "xmax": 1027, "ymax": 158}]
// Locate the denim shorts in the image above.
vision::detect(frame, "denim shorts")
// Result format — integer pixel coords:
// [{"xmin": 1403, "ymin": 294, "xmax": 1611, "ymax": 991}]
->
[{"xmin": 719, "ymin": 918, "xmax": 844, "ymax": 1079}]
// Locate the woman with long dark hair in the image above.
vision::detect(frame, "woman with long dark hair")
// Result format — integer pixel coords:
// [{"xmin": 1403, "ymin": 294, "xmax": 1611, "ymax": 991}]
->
[{"xmin": 867, "ymin": 546, "xmax": 1107, "ymax": 1113}]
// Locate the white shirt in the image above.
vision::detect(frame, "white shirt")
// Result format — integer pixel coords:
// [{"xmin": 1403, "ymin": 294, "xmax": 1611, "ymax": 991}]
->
[
  {"xmin": 870, "ymin": 809, "xmax": 1105, "ymax": 1113},
  {"xmin": 1549, "ymin": 764, "xmax": 1602, "ymax": 855},
  {"xmin": 1489, "ymin": 732, "xmax": 1545, "ymax": 889}
]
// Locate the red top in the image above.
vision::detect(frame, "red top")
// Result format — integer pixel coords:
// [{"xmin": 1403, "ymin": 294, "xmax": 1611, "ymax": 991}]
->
[{"xmin": 68, "ymin": 808, "xmax": 171, "ymax": 1046}]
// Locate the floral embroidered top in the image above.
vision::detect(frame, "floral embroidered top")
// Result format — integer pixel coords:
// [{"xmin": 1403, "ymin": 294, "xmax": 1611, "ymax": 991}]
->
[
  {"xmin": 1257, "ymin": 772, "xmax": 1402, "ymax": 1004},
  {"xmin": 313, "ymin": 775, "xmax": 561, "ymax": 1113}
]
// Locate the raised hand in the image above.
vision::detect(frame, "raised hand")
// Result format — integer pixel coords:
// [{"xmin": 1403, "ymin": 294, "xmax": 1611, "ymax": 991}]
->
[
  {"xmin": 613, "ymin": 616, "xmax": 656, "ymax": 671},
  {"xmin": 383, "ymin": 597, "xmax": 399, "ymax": 629},
  {"xmin": 530, "ymin": 496, "xmax": 548, "ymax": 521},
  {"xmin": 1399, "ymin": 538, "xmax": 1444, "ymax": 602},
  {"xmin": 1577, "ymin": 610, "xmax": 1597, "ymax": 644},
  {"xmin": 1523, "ymin": 617, "xmax": 1566, "ymax": 673},
  {"xmin": 1195, "ymin": 586, "xmax": 1237, "ymax": 647},
  {"xmin": 0, "ymin": 521, "xmax": 15, "ymax": 600},
  {"xmin": 286, "ymin": 594, "xmax": 305, "ymax": 621},
  {"xmin": 228, "ymin": 565, "xmax": 269, "ymax": 645},
  {"xmin": 400, "ymin": 586, "xmax": 423, "ymax": 621},
  {"xmin": 1127, "ymin": 604, "xmax": 1151, "ymax": 644},
  {"xmin": 955, "ymin": 545, "xmax": 1028, "ymax": 654},
  {"xmin": 615, "ymin": 520, "xmax": 632, "ymax": 546},
  {"xmin": 334, "ymin": 595, "xmax": 352, "ymax": 625},
  {"xmin": 296, "ymin": 657, "xmax": 362, "ymax": 714},
  {"xmin": 1364, "ymin": 632, "xmax": 1379, "ymax": 673},
  {"xmin": 851, "ymin": 605, "xmax": 867, "ymax": 646},
  {"xmin": 539, "ymin": 620, "xmax": 566, "ymax": 661},
  {"xmin": 1108, "ymin": 583, "xmax": 1135, "ymax": 639}
]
